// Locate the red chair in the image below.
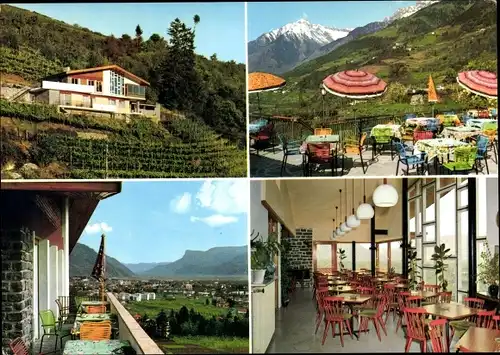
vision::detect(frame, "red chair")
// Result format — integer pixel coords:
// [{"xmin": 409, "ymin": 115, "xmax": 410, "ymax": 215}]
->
[
  {"xmin": 383, "ymin": 284, "xmax": 398, "ymax": 323},
  {"xmin": 416, "ymin": 280, "xmax": 425, "ymax": 291},
  {"xmin": 315, "ymin": 288, "xmax": 330, "ymax": 334},
  {"xmin": 406, "ymin": 296, "xmax": 424, "ymax": 308},
  {"xmin": 358, "ymin": 294, "xmax": 388, "ymax": 342},
  {"xmin": 9, "ymin": 338, "xmax": 30, "ymax": 355},
  {"xmin": 413, "ymin": 130, "xmax": 433, "ymax": 143},
  {"xmin": 474, "ymin": 310, "xmax": 495, "ymax": 328},
  {"xmin": 395, "ymin": 291, "xmax": 411, "ymax": 333},
  {"xmin": 306, "ymin": 143, "xmax": 335, "ymax": 176},
  {"xmin": 403, "ymin": 307, "xmax": 429, "ymax": 352},
  {"xmin": 423, "ymin": 284, "xmax": 440, "ymax": 292},
  {"xmin": 458, "ymin": 346, "xmax": 473, "ymax": 352},
  {"xmin": 463, "ymin": 297, "xmax": 485, "ymax": 309},
  {"xmin": 428, "ymin": 318, "xmax": 449, "ymax": 352},
  {"xmin": 321, "ymin": 296, "xmax": 354, "ymax": 347},
  {"xmin": 492, "ymin": 315, "xmax": 500, "ymax": 330},
  {"xmin": 438, "ymin": 291, "xmax": 452, "ymax": 303}
]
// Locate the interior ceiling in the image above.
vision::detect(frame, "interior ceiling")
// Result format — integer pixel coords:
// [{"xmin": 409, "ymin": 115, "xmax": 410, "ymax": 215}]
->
[{"xmin": 284, "ymin": 178, "xmax": 402, "ymax": 242}]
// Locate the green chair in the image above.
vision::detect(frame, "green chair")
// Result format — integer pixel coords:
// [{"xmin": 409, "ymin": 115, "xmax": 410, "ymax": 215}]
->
[
  {"xmin": 39, "ymin": 309, "xmax": 72, "ymax": 353},
  {"xmin": 442, "ymin": 146, "xmax": 478, "ymax": 174},
  {"xmin": 482, "ymin": 122, "xmax": 498, "ymax": 131},
  {"xmin": 371, "ymin": 127, "xmax": 394, "ymax": 160}
]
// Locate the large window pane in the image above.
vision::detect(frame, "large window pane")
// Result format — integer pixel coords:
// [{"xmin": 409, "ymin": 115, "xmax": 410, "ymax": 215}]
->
[
  {"xmin": 438, "ymin": 188, "xmax": 456, "ymax": 256},
  {"xmin": 458, "ymin": 210, "xmax": 469, "ymax": 292},
  {"xmin": 316, "ymin": 244, "xmax": 332, "ymax": 272},
  {"xmin": 423, "ymin": 268, "xmax": 436, "ymax": 286},
  {"xmin": 444, "ymin": 259, "xmax": 457, "ymax": 301},
  {"xmin": 476, "ymin": 178, "xmax": 487, "ymax": 238},
  {"xmin": 416, "ymin": 237, "xmax": 422, "ymax": 260},
  {"xmin": 423, "ymin": 184, "xmax": 435, "ymax": 222},
  {"xmin": 379, "ymin": 243, "xmax": 388, "ymax": 272},
  {"xmin": 423, "ymin": 224, "xmax": 435, "ymax": 243},
  {"xmin": 357, "ymin": 243, "xmax": 371, "ymax": 271},
  {"xmin": 423, "ymin": 245, "xmax": 435, "ymax": 267},
  {"xmin": 390, "ymin": 242, "xmax": 402, "ymax": 274},
  {"xmin": 337, "ymin": 243, "xmax": 352, "ymax": 271},
  {"xmin": 458, "ymin": 186, "xmax": 468, "ymax": 209}
]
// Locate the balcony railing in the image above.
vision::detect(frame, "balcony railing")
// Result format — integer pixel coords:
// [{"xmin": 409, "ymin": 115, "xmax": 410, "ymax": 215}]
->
[{"xmin": 106, "ymin": 292, "xmax": 164, "ymax": 354}]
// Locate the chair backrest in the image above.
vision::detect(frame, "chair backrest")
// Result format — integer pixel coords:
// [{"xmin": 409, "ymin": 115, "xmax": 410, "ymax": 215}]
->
[
  {"xmin": 87, "ymin": 305, "xmax": 107, "ymax": 314},
  {"xmin": 323, "ymin": 296, "xmax": 345, "ymax": 319},
  {"xmin": 359, "ymin": 132, "xmax": 368, "ymax": 146},
  {"xmin": 464, "ymin": 297, "xmax": 485, "ymax": 309},
  {"xmin": 476, "ymin": 134, "xmax": 489, "ymax": 155},
  {"xmin": 406, "ymin": 296, "xmax": 423, "ymax": 308},
  {"xmin": 413, "ymin": 130, "xmax": 433, "ymax": 141},
  {"xmin": 39, "ymin": 309, "xmax": 57, "ymax": 332},
  {"xmin": 475, "ymin": 310, "xmax": 495, "ymax": 328},
  {"xmin": 482, "ymin": 122, "xmax": 498, "ymax": 131},
  {"xmin": 429, "ymin": 318, "xmax": 449, "ymax": 353},
  {"xmin": 316, "ymin": 288, "xmax": 330, "ymax": 310},
  {"xmin": 79, "ymin": 321, "xmax": 112, "ymax": 340},
  {"xmin": 314, "ymin": 128, "xmax": 332, "ymax": 135},
  {"xmin": 395, "ymin": 142, "xmax": 408, "ymax": 158},
  {"xmin": 357, "ymin": 286, "xmax": 375, "ymax": 295},
  {"xmin": 307, "ymin": 143, "xmax": 331, "ymax": 159},
  {"xmin": 55, "ymin": 298, "xmax": 64, "ymax": 315},
  {"xmin": 9, "ymin": 338, "xmax": 30, "ymax": 355},
  {"xmin": 492, "ymin": 315, "xmax": 500, "ymax": 330},
  {"xmin": 423, "ymin": 284, "xmax": 440, "ymax": 292},
  {"xmin": 374, "ymin": 294, "xmax": 387, "ymax": 317},
  {"xmin": 454, "ymin": 146, "xmax": 477, "ymax": 166},
  {"xmin": 403, "ymin": 307, "xmax": 428, "ymax": 339},
  {"xmin": 439, "ymin": 291, "xmax": 452, "ymax": 303}
]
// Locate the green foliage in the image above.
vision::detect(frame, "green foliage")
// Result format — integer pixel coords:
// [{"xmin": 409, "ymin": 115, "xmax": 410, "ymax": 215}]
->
[
  {"xmin": 478, "ymin": 242, "xmax": 499, "ymax": 285},
  {"xmin": 431, "ymin": 243, "xmax": 452, "ymax": 291},
  {"xmin": 279, "ymin": 236, "xmax": 292, "ymax": 302},
  {"xmin": 406, "ymin": 242, "xmax": 422, "ymax": 291},
  {"xmin": 384, "ymin": 82, "xmax": 409, "ymax": 104},
  {"xmin": 250, "ymin": 232, "xmax": 283, "ymax": 270},
  {"xmin": 337, "ymin": 248, "xmax": 347, "ymax": 272}
]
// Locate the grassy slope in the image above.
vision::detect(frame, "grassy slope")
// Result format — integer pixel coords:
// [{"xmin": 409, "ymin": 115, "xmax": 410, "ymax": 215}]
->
[
  {"xmin": 250, "ymin": 0, "xmax": 497, "ymax": 118},
  {"xmin": 162, "ymin": 336, "xmax": 248, "ymax": 353}
]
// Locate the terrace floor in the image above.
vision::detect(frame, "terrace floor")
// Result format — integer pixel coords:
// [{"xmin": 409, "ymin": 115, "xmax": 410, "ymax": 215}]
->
[
  {"xmin": 250, "ymin": 145, "xmax": 497, "ymax": 177},
  {"xmin": 32, "ymin": 325, "xmax": 73, "ymax": 355},
  {"xmin": 267, "ymin": 288, "xmax": 461, "ymax": 353}
]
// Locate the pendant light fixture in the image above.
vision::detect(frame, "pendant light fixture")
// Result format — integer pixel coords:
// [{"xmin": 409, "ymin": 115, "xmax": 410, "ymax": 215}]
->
[
  {"xmin": 357, "ymin": 179, "xmax": 374, "ymax": 219},
  {"xmin": 373, "ymin": 178, "xmax": 399, "ymax": 207},
  {"xmin": 340, "ymin": 186, "xmax": 351, "ymax": 232},
  {"xmin": 331, "ymin": 218, "xmax": 336, "ymax": 240},
  {"xmin": 347, "ymin": 179, "xmax": 361, "ymax": 228},
  {"xmin": 335, "ymin": 206, "xmax": 344, "ymax": 236}
]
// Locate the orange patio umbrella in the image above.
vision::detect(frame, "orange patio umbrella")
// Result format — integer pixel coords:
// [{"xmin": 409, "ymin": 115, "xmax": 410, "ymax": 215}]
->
[
  {"xmin": 427, "ymin": 75, "xmax": 439, "ymax": 116},
  {"xmin": 248, "ymin": 72, "xmax": 286, "ymax": 116}
]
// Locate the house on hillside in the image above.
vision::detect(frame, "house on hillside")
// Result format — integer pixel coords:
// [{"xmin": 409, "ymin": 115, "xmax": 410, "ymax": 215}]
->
[{"xmin": 26, "ymin": 65, "xmax": 160, "ymax": 119}]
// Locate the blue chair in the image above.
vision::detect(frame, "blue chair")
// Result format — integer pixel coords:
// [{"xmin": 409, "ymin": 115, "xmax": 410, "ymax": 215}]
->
[
  {"xmin": 277, "ymin": 133, "xmax": 302, "ymax": 177},
  {"xmin": 475, "ymin": 135, "xmax": 490, "ymax": 174},
  {"xmin": 395, "ymin": 142, "xmax": 427, "ymax": 176},
  {"xmin": 426, "ymin": 119, "xmax": 439, "ymax": 132},
  {"xmin": 404, "ymin": 113, "xmax": 417, "ymax": 120}
]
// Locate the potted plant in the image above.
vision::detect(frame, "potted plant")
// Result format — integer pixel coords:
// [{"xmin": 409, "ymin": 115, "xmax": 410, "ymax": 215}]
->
[
  {"xmin": 387, "ymin": 266, "xmax": 396, "ymax": 279},
  {"xmin": 478, "ymin": 242, "xmax": 500, "ymax": 298},
  {"xmin": 407, "ymin": 243, "xmax": 422, "ymax": 291},
  {"xmin": 431, "ymin": 243, "xmax": 452, "ymax": 291},
  {"xmin": 279, "ymin": 237, "xmax": 292, "ymax": 307},
  {"xmin": 251, "ymin": 231, "xmax": 283, "ymax": 284},
  {"xmin": 337, "ymin": 248, "xmax": 347, "ymax": 272}
]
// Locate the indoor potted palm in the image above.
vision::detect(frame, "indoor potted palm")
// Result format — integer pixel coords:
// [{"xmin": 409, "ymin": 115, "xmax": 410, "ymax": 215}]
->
[
  {"xmin": 478, "ymin": 242, "xmax": 500, "ymax": 298},
  {"xmin": 431, "ymin": 243, "xmax": 452, "ymax": 291},
  {"xmin": 251, "ymin": 231, "xmax": 283, "ymax": 284}
]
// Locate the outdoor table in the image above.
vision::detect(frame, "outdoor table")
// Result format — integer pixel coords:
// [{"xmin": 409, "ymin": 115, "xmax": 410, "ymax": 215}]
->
[
  {"xmin": 300, "ymin": 134, "xmax": 341, "ymax": 176},
  {"xmin": 63, "ymin": 340, "xmax": 132, "ymax": 355},
  {"xmin": 422, "ymin": 302, "xmax": 479, "ymax": 351},
  {"xmin": 437, "ymin": 114, "xmax": 461, "ymax": 125},
  {"xmin": 466, "ymin": 118, "xmax": 497, "ymax": 129},
  {"xmin": 370, "ymin": 124, "xmax": 403, "ymax": 140},
  {"xmin": 414, "ymin": 138, "xmax": 469, "ymax": 172},
  {"xmin": 442, "ymin": 126, "xmax": 481, "ymax": 141},
  {"xmin": 405, "ymin": 117, "xmax": 439, "ymax": 127},
  {"xmin": 455, "ymin": 327, "xmax": 500, "ymax": 352}
]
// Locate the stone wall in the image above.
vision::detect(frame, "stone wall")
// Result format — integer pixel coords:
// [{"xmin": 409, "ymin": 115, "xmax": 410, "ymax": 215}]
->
[
  {"xmin": 1, "ymin": 227, "xmax": 34, "ymax": 354},
  {"xmin": 284, "ymin": 228, "xmax": 313, "ymax": 288}
]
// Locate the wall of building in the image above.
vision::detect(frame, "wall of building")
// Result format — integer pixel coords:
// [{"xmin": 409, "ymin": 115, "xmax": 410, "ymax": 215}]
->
[
  {"xmin": 262, "ymin": 180, "xmax": 295, "ymax": 234},
  {"xmin": 102, "ymin": 70, "xmax": 111, "ymax": 95},
  {"xmin": 1, "ymin": 227, "xmax": 34, "ymax": 355},
  {"xmin": 250, "ymin": 181, "xmax": 268, "ymax": 243},
  {"xmin": 284, "ymin": 228, "xmax": 313, "ymax": 287},
  {"xmin": 486, "ymin": 178, "xmax": 499, "ymax": 249}
]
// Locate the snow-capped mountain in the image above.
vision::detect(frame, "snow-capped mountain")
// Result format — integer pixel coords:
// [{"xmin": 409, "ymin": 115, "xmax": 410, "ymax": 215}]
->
[
  {"xmin": 248, "ymin": 19, "xmax": 352, "ymax": 74},
  {"xmin": 260, "ymin": 19, "xmax": 352, "ymax": 46},
  {"xmin": 385, "ymin": 0, "xmax": 441, "ymax": 22}
]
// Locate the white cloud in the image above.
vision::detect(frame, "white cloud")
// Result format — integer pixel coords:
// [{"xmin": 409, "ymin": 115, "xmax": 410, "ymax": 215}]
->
[
  {"xmin": 190, "ymin": 215, "xmax": 238, "ymax": 227},
  {"xmin": 170, "ymin": 192, "xmax": 192, "ymax": 214},
  {"xmin": 196, "ymin": 180, "xmax": 248, "ymax": 215},
  {"xmin": 85, "ymin": 222, "xmax": 112, "ymax": 234}
]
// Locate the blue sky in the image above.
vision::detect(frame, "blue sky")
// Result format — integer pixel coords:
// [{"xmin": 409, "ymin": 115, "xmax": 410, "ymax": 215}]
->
[
  {"xmin": 248, "ymin": 1, "xmax": 417, "ymax": 40},
  {"xmin": 78, "ymin": 180, "xmax": 248, "ymax": 264},
  {"xmin": 14, "ymin": 3, "xmax": 246, "ymax": 63}
]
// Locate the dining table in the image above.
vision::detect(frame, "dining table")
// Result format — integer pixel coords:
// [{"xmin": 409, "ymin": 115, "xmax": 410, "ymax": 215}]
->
[
  {"xmin": 300, "ymin": 134, "xmax": 340, "ymax": 153},
  {"xmin": 466, "ymin": 118, "xmax": 497, "ymax": 129},
  {"xmin": 63, "ymin": 340, "xmax": 133, "ymax": 355},
  {"xmin": 329, "ymin": 285, "xmax": 357, "ymax": 294},
  {"xmin": 422, "ymin": 302, "xmax": 479, "ymax": 350},
  {"xmin": 370, "ymin": 124, "xmax": 403, "ymax": 140},
  {"xmin": 441, "ymin": 126, "xmax": 481, "ymax": 141},
  {"xmin": 455, "ymin": 326, "xmax": 500, "ymax": 352},
  {"xmin": 414, "ymin": 138, "xmax": 470, "ymax": 173},
  {"xmin": 328, "ymin": 280, "xmax": 349, "ymax": 286},
  {"xmin": 327, "ymin": 293, "xmax": 373, "ymax": 339}
]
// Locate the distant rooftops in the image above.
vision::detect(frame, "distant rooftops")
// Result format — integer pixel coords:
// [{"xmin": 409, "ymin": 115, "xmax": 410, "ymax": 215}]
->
[{"xmin": 47, "ymin": 64, "xmax": 150, "ymax": 86}]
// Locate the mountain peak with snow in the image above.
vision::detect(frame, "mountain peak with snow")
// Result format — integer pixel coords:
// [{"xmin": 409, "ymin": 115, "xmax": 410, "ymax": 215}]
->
[
  {"xmin": 385, "ymin": 0, "xmax": 441, "ymax": 22},
  {"xmin": 260, "ymin": 19, "xmax": 352, "ymax": 46}
]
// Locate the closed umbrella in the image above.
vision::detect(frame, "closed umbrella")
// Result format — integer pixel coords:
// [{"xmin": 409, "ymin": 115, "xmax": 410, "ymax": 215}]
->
[
  {"xmin": 248, "ymin": 72, "xmax": 286, "ymax": 116},
  {"xmin": 322, "ymin": 70, "xmax": 388, "ymax": 138},
  {"xmin": 456, "ymin": 70, "xmax": 497, "ymax": 100},
  {"xmin": 427, "ymin": 75, "xmax": 439, "ymax": 116}
]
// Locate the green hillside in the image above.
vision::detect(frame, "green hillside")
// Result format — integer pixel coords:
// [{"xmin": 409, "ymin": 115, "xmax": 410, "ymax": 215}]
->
[
  {"xmin": 251, "ymin": 0, "xmax": 497, "ymax": 119},
  {"xmin": 70, "ymin": 243, "xmax": 135, "ymax": 278},
  {"xmin": 0, "ymin": 5, "xmax": 247, "ymax": 178}
]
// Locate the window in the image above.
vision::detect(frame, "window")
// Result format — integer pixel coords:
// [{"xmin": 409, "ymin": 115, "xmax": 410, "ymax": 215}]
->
[
  {"xmin": 108, "ymin": 99, "xmax": 116, "ymax": 105},
  {"xmin": 88, "ymin": 80, "xmax": 95, "ymax": 87},
  {"xmin": 71, "ymin": 78, "xmax": 79, "ymax": 84},
  {"xmin": 110, "ymin": 71, "xmax": 125, "ymax": 95},
  {"xmin": 60, "ymin": 93, "xmax": 71, "ymax": 105},
  {"xmin": 316, "ymin": 244, "xmax": 332, "ymax": 271},
  {"xmin": 438, "ymin": 188, "xmax": 456, "ymax": 256},
  {"xmin": 96, "ymin": 81, "xmax": 102, "ymax": 92},
  {"xmin": 379, "ymin": 243, "xmax": 388, "ymax": 271},
  {"xmin": 337, "ymin": 243, "xmax": 352, "ymax": 271},
  {"xmin": 357, "ymin": 243, "xmax": 371, "ymax": 271},
  {"xmin": 390, "ymin": 241, "xmax": 402, "ymax": 274}
]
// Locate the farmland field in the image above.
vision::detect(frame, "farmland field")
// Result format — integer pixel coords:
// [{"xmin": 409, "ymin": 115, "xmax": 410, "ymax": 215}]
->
[
  {"xmin": 159, "ymin": 336, "xmax": 248, "ymax": 354},
  {"xmin": 125, "ymin": 296, "xmax": 231, "ymax": 318}
]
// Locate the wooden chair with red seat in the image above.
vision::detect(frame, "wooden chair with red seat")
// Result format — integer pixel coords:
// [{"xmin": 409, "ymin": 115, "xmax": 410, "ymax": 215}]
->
[
  {"xmin": 358, "ymin": 294, "xmax": 388, "ymax": 342},
  {"xmin": 423, "ymin": 284, "xmax": 440, "ymax": 292},
  {"xmin": 343, "ymin": 132, "xmax": 368, "ymax": 174},
  {"xmin": 450, "ymin": 303, "xmax": 490, "ymax": 340},
  {"xmin": 413, "ymin": 130, "xmax": 433, "ymax": 144},
  {"xmin": 383, "ymin": 283, "xmax": 398, "ymax": 323},
  {"xmin": 9, "ymin": 338, "xmax": 31, "ymax": 355},
  {"xmin": 79, "ymin": 321, "xmax": 112, "ymax": 340},
  {"xmin": 438, "ymin": 291, "xmax": 452, "ymax": 303},
  {"xmin": 395, "ymin": 291, "xmax": 411, "ymax": 333},
  {"xmin": 403, "ymin": 307, "xmax": 429, "ymax": 352},
  {"xmin": 428, "ymin": 318, "xmax": 449, "ymax": 352},
  {"xmin": 492, "ymin": 315, "xmax": 500, "ymax": 330},
  {"xmin": 406, "ymin": 296, "xmax": 424, "ymax": 308},
  {"xmin": 315, "ymin": 287, "xmax": 330, "ymax": 334},
  {"xmin": 321, "ymin": 296, "xmax": 354, "ymax": 347},
  {"xmin": 87, "ymin": 305, "xmax": 107, "ymax": 314},
  {"xmin": 306, "ymin": 143, "xmax": 335, "ymax": 176}
]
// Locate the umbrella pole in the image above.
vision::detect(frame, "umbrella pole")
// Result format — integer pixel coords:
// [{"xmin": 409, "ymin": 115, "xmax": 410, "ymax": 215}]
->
[{"xmin": 257, "ymin": 92, "xmax": 262, "ymax": 118}]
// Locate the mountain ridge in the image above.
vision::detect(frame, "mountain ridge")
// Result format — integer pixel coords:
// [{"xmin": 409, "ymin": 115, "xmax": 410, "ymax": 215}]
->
[{"xmin": 70, "ymin": 243, "xmax": 135, "ymax": 278}]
